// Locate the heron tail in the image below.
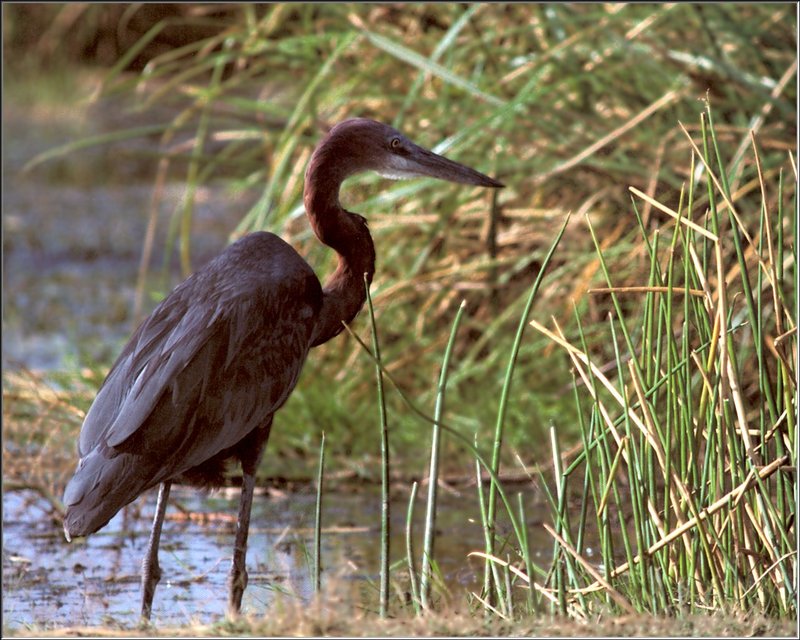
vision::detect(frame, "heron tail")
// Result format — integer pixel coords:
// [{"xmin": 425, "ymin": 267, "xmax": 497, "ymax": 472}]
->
[{"xmin": 62, "ymin": 449, "xmax": 155, "ymax": 539}]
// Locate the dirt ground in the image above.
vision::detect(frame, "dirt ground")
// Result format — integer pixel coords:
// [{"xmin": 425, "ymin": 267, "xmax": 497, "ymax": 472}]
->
[{"xmin": 7, "ymin": 599, "xmax": 798, "ymax": 638}]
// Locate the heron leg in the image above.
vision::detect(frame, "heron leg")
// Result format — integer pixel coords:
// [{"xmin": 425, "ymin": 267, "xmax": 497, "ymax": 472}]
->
[
  {"xmin": 227, "ymin": 425, "xmax": 270, "ymax": 616},
  {"xmin": 140, "ymin": 480, "xmax": 172, "ymax": 622}
]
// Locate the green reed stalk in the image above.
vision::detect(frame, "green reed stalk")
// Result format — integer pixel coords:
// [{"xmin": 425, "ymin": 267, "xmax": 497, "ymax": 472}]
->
[
  {"xmin": 516, "ymin": 493, "xmax": 535, "ymax": 613},
  {"xmin": 475, "ymin": 456, "xmax": 507, "ymax": 615},
  {"xmin": 313, "ymin": 431, "xmax": 325, "ymax": 595},
  {"xmin": 405, "ymin": 481, "xmax": 421, "ymax": 615},
  {"xmin": 420, "ymin": 300, "xmax": 466, "ymax": 610},
  {"xmin": 394, "ymin": 4, "xmax": 480, "ymax": 128},
  {"xmin": 504, "ymin": 556, "xmax": 514, "ymax": 620},
  {"xmin": 549, "ymin": 426, "xmax": 567, "ymax": 615},
  {"xmin": 483, "ymin": 212, "xmax": 571, "ymax": 600},
  {"xmin": 364, "ymin": 275, "xmax": 390, "ymax": 618}
]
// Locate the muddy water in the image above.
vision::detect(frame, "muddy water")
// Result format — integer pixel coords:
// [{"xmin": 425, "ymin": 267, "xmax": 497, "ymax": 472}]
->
[{"xmin": 3, "ymin": 483, "xmax": 550, "ymax": 628}]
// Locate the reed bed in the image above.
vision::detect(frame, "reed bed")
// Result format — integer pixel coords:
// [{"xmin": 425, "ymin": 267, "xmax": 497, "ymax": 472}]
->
[{"xmin": 464, "ymin": 105, "xmax": 796, "ymax": 619}]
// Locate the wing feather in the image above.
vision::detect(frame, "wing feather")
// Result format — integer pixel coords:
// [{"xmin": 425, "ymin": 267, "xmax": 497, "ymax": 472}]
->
[{"xmin": 64, "ymin": 233, "xmax": 323, "ymax": 536}]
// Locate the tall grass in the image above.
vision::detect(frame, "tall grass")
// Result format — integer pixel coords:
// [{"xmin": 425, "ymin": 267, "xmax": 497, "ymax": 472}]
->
[
  {"xmin": 511, "ymin": 105, "xmax": 797, "ymax": 618},
  {"xmin": 399, "ymin": 104, "xmax": 795, "ymax": 621}
]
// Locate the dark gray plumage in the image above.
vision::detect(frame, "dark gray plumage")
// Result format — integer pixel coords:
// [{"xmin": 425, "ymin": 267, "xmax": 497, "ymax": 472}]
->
[{"xmin": 63, "ymin": 233, "xmax": 319, "ymax": 536}]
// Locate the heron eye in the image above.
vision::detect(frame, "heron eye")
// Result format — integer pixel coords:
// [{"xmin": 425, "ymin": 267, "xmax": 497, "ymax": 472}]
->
[{"xmin": 390, "ymin": 137, "xmax": 402, "ymax": 149}]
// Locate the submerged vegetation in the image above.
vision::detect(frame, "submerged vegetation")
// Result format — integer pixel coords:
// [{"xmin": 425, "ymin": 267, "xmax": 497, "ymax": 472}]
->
[{"xmin": 3, "ymin": 2, "xmax": 796, "ymax": 633}]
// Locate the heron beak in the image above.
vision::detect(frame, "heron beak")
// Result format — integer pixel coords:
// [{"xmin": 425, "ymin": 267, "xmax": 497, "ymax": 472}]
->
[
  {"xmin": 414, "ymin": 145, "xmax": 504, "ymax": 188},
  {"xmin": 383, "ymin": 144, "xmax": 504, "ymax": 188}
]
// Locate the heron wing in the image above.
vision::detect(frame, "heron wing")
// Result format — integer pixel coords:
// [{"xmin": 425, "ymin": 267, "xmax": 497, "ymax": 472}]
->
[{"xmin": 77, "ymin": 233, "xmax": 321, "ymax": 464}]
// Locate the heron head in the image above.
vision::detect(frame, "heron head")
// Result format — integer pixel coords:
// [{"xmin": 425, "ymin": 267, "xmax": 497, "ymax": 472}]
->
[{"xmin": 322, "ymin": 118, "xmax": 504, "ymax": 188}]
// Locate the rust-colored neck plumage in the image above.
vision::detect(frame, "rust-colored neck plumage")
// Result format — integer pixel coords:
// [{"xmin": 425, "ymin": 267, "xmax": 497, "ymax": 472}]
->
[{"xmin": 303, "ymin": 140, "xmax": 376, "ymax": 347}]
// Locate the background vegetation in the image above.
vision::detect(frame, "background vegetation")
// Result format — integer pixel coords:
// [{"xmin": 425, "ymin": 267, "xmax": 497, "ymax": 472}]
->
[{"xmin": 5, "ymin": 3, "xmax": 795, "ymax": 473}]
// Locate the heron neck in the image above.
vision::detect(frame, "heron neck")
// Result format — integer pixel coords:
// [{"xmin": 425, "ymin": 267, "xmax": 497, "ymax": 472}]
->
[{"xmin": 304, "ymin": 163, "xmax": 376, "ymax": 347}]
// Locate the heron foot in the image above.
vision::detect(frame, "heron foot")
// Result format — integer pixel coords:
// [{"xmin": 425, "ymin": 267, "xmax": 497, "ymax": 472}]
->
[
  {"xmin": 141, "ymin": 549, "xmax": 162, "ymax": 621},
  {"xmin": 227, "ymin": 564, "xmax": 248, "ymax": 616}
]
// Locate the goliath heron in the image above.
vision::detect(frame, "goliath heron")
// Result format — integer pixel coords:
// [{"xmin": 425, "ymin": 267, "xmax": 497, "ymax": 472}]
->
[{"xmin": 62, "ymin": 118, "xmax": 502, "ymax": 619}]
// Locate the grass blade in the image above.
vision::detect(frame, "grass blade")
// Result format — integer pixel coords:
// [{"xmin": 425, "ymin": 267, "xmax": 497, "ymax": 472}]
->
[
  {"xmin": 313, "ymin": 431, "xmax": 326, "ymax": 595},
  {"xmin": 364, "ymin": 274, "xmax": 390, "ymax": 618},
  {"xmin": 420, "ymin": 300, "xmax": 466, "ymax": 609}
]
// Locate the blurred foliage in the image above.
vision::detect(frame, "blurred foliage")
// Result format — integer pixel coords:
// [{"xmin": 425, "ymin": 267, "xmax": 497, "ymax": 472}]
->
[
  {"xmin": 5, "ymin": 3, "xmax": 796, "ymax": 474},
  {"xmin": 3, "ymin": 4, "xmax": 245, "ymax": 71}
]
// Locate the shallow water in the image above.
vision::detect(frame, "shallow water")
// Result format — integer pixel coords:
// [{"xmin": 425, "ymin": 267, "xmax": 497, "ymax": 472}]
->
[
  {"xmin": 4, "ymin": 488, "xmax": 306, "ymax": 626},
  {"xmin": 2, "ymin": 483, "xmax": 551, "ymax": 628}
]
